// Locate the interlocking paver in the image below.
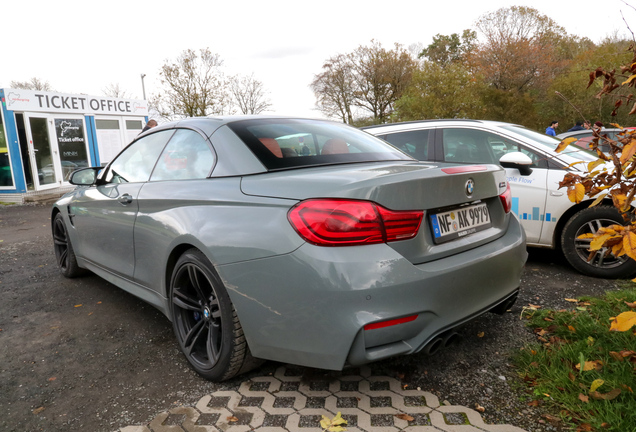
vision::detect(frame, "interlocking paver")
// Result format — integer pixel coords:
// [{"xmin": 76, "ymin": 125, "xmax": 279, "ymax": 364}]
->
[{"xmin": 117, "ymin": 365, "xmax": 528, "ymax": 432}]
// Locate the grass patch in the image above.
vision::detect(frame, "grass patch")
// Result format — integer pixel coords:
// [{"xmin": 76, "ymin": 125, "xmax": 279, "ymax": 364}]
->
[{"xmin": 513, "ymin": 285, "xmax": 636, "ymax": 431}]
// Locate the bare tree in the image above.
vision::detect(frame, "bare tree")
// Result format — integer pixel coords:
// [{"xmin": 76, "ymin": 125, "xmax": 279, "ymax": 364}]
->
[
  {"xmin": 310, "ymin": 54, "xmax": 357, "ymax": 124},
  {"xmin": 350, "ymin": 41, "xmax": 417, "ymax": 123},
  {"xmin": 151, "ymin": 48, "xmax": 231, "ymax": 120},
  {"xmin": 102, "ymin": 83, "xmax": 134, "ymax": 99},
  {"xmin": 311, "ymin": 41, "xmax": 416, "ymax": 124},
  {"xmin": 10, "ymin": 77, "xmax": 54, "ymax": 91},
  {"xmin": 229, "ymin": 73, "xmax": 272, "ymax": 114}
]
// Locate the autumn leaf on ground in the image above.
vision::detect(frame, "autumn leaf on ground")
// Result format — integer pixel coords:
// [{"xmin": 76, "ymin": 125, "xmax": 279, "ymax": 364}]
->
[
  {"xmin": 568, "ymin": 325, "xmax": 577, "ymax": 332},
  {"xmin": 477, "ymin": 332, "xmax": 485, "ymax": 338},
  {"xmin": 609, "ymin": 351, "xmax": 624, "ymax": 362},
  {"xmin": 395, "ymin": 414, "xmax": 414, "ymax": 421},
  {"xmin": 74, "ymin": 304, "xmax": 82, "ymax": 308},
  {"xmin": 609, "ymin": 311, "xmax": 636, "ymax": 331},
  {"xmin": 48, "ymin": 377, "xmax": 56, "ymax": 382},
  {"xmin": 227, "ymin": 416, "xmax": 239, "ymax": 422},
  {"xmin": 565, "ymin": 298, "xmax": 579, "ymax": 303},
  {"xmin": 590, "ymin": 379, "xmax": 604, "ymax": 392},
  {"xmin": 590, "ymin": 388, "xmax": 621, "ymax": 401},
  {"xmin": 576, "ymin": 360, "xmax": 602, "ymax": 371},
  {"xmin": 474, "ymin": 403, "xmax": 485, "ymax": 413},
  {"xmin": 625, "ymin": 301, "xmax": 636, "ymax": 308},
  {"xmin": 578, "ymin": 393, "xmax": 589, "ymax": 403},
  {"xmin": 320, "ymin": 412, "xmax": 347, "ymax": 431},
  {"xmin": 32, "ymin": 407, "xmax": 45, "ymax": 415}
]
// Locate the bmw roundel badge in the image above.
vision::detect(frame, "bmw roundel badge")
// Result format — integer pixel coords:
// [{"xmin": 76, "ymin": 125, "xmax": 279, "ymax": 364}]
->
[{"xmin": 466, "ymin": 179, "xmax": 475, "ymax": 197}]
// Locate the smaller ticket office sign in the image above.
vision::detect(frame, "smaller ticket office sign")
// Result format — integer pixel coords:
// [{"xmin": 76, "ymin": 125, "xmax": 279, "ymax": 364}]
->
[{"xmin": 3, "ymin": 89, "xmax": 148, "ymax": 116}]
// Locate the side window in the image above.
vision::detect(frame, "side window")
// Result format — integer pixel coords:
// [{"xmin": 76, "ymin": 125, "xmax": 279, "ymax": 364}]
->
[
  {"xmin": 442, "ymin": 129, "xmax": 498, "ymax": 164},
  {"xmin": 493, "ymin": 140, "xmax": 546, "ymax": 168},
  {"xmin": 105, "ymin": 130, "xmax": 174, "ymax": 183},
  {"xmin": 151, "ymin": 129, "xmax": 215, "ymax": 181},
  {"xmin": 383, "ymin": 130, "xmax": 429, "ymax": 160}
]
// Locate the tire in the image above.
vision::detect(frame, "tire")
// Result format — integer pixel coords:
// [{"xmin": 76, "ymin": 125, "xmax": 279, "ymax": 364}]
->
[
  {"xmin": 169, "ymin": 248, "xmax": 263, "ymax": 381},
  {"xmin": 561, "ymin": 206, "xmax": 636, "ymax": 279},
  {"xmin": 52, "ymin": 213, "xmax": 85, "ymax": 278}
]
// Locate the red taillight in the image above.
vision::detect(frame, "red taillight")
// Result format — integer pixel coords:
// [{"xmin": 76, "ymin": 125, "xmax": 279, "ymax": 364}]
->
[
  {"xmin": 364, "ymin": 314, "xmax": 418, "ymax": 330},
  {"xmin": 499, "ymin": 183, "xmax": 512, "ymax": 213},
  {"xmin": 288, "ymin": 199, "xmax": 423, "ymax": 246}
]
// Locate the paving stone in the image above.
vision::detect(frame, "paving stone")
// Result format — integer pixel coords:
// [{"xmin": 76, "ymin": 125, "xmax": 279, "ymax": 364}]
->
[{"xmin": 119, "ymin": 365, "xmax": 528, "ymax": 432}]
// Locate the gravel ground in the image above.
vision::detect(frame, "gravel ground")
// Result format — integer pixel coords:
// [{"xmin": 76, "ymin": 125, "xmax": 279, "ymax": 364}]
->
[{"xmin": 0, "ymin": 203, "xmax": 619, "ymax": 432}]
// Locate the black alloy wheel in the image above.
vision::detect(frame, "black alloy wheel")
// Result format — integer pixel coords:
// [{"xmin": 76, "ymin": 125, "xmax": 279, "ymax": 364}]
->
[
  {"xmin": 52, "ymin": 213, "xmax": 83, "ymax": 278},
  {"xmin": 169, "ymin": 249, "xmax": 261, "ymax": 381},
  {"xmin": 562, "ymin": 206, "xmax": 636, "ymax": 278}
]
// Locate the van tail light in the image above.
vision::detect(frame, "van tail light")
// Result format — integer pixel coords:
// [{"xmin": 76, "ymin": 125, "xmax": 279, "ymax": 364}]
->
[
  {"xmin": 499, "ymin": 183, "xmax": 512, "ymax": 213},
  {"xmin": 288, "ymin": 199, "xmax": 423, "ymax": 246}
]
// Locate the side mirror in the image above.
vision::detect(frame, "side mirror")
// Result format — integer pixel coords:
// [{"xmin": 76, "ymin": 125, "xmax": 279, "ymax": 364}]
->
[
  {"xmin": 69, "ymin": 167, "xmax": 101, "ymax": 186},
  {"xmin": 499, "ymin": 152, "xmax": 533, "ymax": 176}
]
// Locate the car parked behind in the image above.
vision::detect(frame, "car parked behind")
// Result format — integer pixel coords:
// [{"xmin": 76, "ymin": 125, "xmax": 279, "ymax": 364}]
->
[
  {"xmin": 363, "ymin": 119, "xmax": 636, "ymax": 279},
  {"xmin": 52, "ymin": 116, "xmax": 527, "ymax": 381}
]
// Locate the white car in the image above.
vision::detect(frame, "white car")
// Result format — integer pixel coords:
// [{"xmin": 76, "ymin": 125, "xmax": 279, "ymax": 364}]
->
[{"xmin": 363, "ymin": 119, "xmax": 636, "ymax": 279}]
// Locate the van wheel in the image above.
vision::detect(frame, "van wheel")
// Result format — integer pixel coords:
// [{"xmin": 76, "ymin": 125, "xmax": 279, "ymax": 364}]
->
[{"xmin": 561, "ymin": 206, "xmax": 636, "ymax": 278}]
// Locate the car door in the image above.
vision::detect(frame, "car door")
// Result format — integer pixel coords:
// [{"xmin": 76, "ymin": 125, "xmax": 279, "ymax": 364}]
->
[
  {"xmin": 434, "ymin": 127, "xmax": 550, "ymax": 245},
  {"xmin": 70, "ymin": 129, "xmax": 175, "ymax": 278}
]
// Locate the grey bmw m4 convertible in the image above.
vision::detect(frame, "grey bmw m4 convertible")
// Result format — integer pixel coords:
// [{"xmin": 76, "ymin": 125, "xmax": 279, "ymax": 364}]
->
[{"xmin": 52, "ymin": 116, "xmax": 527, "ymax": 381}]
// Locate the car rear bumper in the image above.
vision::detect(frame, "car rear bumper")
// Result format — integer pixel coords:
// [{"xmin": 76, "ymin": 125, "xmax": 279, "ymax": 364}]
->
[{"xmin": 216, "ymin": 214, "xmax": 527, "ymax": 370}]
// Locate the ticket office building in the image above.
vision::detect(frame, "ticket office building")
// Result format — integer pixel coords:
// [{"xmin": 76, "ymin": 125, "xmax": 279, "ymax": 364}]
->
[{"xmin": 0, "ymin": 89, "xmax": 149, "ymax": 202}]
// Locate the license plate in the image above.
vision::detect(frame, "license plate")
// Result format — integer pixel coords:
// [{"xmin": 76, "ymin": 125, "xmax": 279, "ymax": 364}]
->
[{"xmin": 430, "ymin": 203, "xmax": 491, "ymax": 244}]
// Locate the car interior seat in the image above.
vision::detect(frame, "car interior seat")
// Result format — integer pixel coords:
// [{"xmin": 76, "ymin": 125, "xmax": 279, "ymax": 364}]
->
[
  {"xmin": 321, "ymin": 138, "xmax": 349, "ymax": 155},
  {"xmin": 259, "ymin": 138, "xmax": 283, "ymax": 158}
]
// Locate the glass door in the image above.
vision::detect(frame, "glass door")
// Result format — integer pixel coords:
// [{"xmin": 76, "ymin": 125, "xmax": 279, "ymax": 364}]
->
[
  {"xmin": 25, "ymin": 115, "xmax": 60, "ymax": 190},
  {"xmin": 24, "ymin": 114, "xmax": 90, "ymax": 190}
]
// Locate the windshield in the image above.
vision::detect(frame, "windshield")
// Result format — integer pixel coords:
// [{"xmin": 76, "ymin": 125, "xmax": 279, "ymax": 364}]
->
[
  {"xmin": 228, "ymin": 118, "xmax": 413, "ymax": 170},
  {"xmin": 498, "ymin": 124, "xmax": 598, "ymax": 162}
]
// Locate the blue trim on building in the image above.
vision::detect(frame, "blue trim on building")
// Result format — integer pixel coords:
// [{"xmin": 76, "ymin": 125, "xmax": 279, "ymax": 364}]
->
[
  {"xmin": 0, "ymin": 89, "xmax": 26, "ymax": 193},
  {"xmin": 84, "ymin": 115, "xmax": 100, "ymax": 167}
]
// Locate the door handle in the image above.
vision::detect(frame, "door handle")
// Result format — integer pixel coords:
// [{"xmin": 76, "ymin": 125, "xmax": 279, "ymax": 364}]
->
[
  {"xmin": 550, "ymin": 191, "xmax": 564, "ymax": 197},
  {"xmin": 119, "ymin": 194, "xmax": 133, "ymax": 205}
]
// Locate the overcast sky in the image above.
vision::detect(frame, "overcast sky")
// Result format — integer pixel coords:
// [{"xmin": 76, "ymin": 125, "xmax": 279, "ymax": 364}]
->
[{"xmin": 1, "ymin": 0, "xmax": 631, "ymax": 119}]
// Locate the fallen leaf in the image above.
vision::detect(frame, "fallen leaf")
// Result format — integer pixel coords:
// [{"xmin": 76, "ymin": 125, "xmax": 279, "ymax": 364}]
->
[
  {"xmin": 227, "ymin": 416, "xmax": 238, "ymax": 422},
  {"xmin": 590, "ymin": 388, "xmax": 621, "ymax": 400},
  {"xmin": 97, "ymin": 301, "xmax": 102, "ymax": 304},
  {"xmin": 625, "ymin": 301, "xmax": 636, "ymax": 308},
  {"xmin": 74, "ymin": 304, "xmax": 82, "ymax": 308},
  {"xmin": 621, "ymin": 384, "xmax": 633, "ymax": 393},
  {"xmin": 577, "ymin": 424, "xmax": 593, "ymax": 432},
  {"xmin": 610, "ymin": 311, "xmax": 636, "ymax": 331},
  {"xmin": 568, "ymin": 325, "xmax": 577, "ymax": 332},
  {"xmin": 565, "ymin": 298, "xmax": 578, "ymax": 303},
  {"xmin": 527, "ymin": 400, "xmax": 540, "ymax": 407},
  {"xmin": 590, "ymin": 379, "xmax": 604, "ymax": 392},
  {"xmin": 477, "ymin": 332, "xmax": 485, "ymax": 338},
  {"xmin": 609, "ymin": 351, "xmax": 623, "ymax": 362},
  {"xmin": 529, "ymin": 304, "xmax": 541, "ymax": 308},
  {"xmin": 578, "ymin": 393, "xmax": 589, "ymax": 403},
  {"xmin": 576, "ymin": 307, "xmax": 587, "ymax": 311},
  {"xmin": 542, "ymin": 414, "xmax": 561, "ymax": 425},
  {"xmin": 395, "ymin": 414, "xmax": 414, "ymax": 421},
  {"xmin": 33, "ymin": 407, "xmax": 45, "ymax": 415},
  {"xmin": 576, "ymin": 360, "xmax": 602, "ymax": 371},
  {"xmin": 48, "ymin": 377, "xmax": 56, "ymax": 382},
  {"xmin": 474, "ymin": 403, "xmax": 485, "ymax": 413},
  {"xmin": 587, "ymin": 336, "xmax": 595, "ymax": 346},
  {"xmin": 568, "ymin": 372, "xmax": 576, "ymax": 382},
  {"xmin": 320, "ymin": 412, "xmax": 348, "ymax": 431}
]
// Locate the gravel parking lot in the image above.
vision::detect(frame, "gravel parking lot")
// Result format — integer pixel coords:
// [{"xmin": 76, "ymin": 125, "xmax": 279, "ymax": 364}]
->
[{"xmin": 0, "ymin": 203, "xmax": 618, "ymax": 432}]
